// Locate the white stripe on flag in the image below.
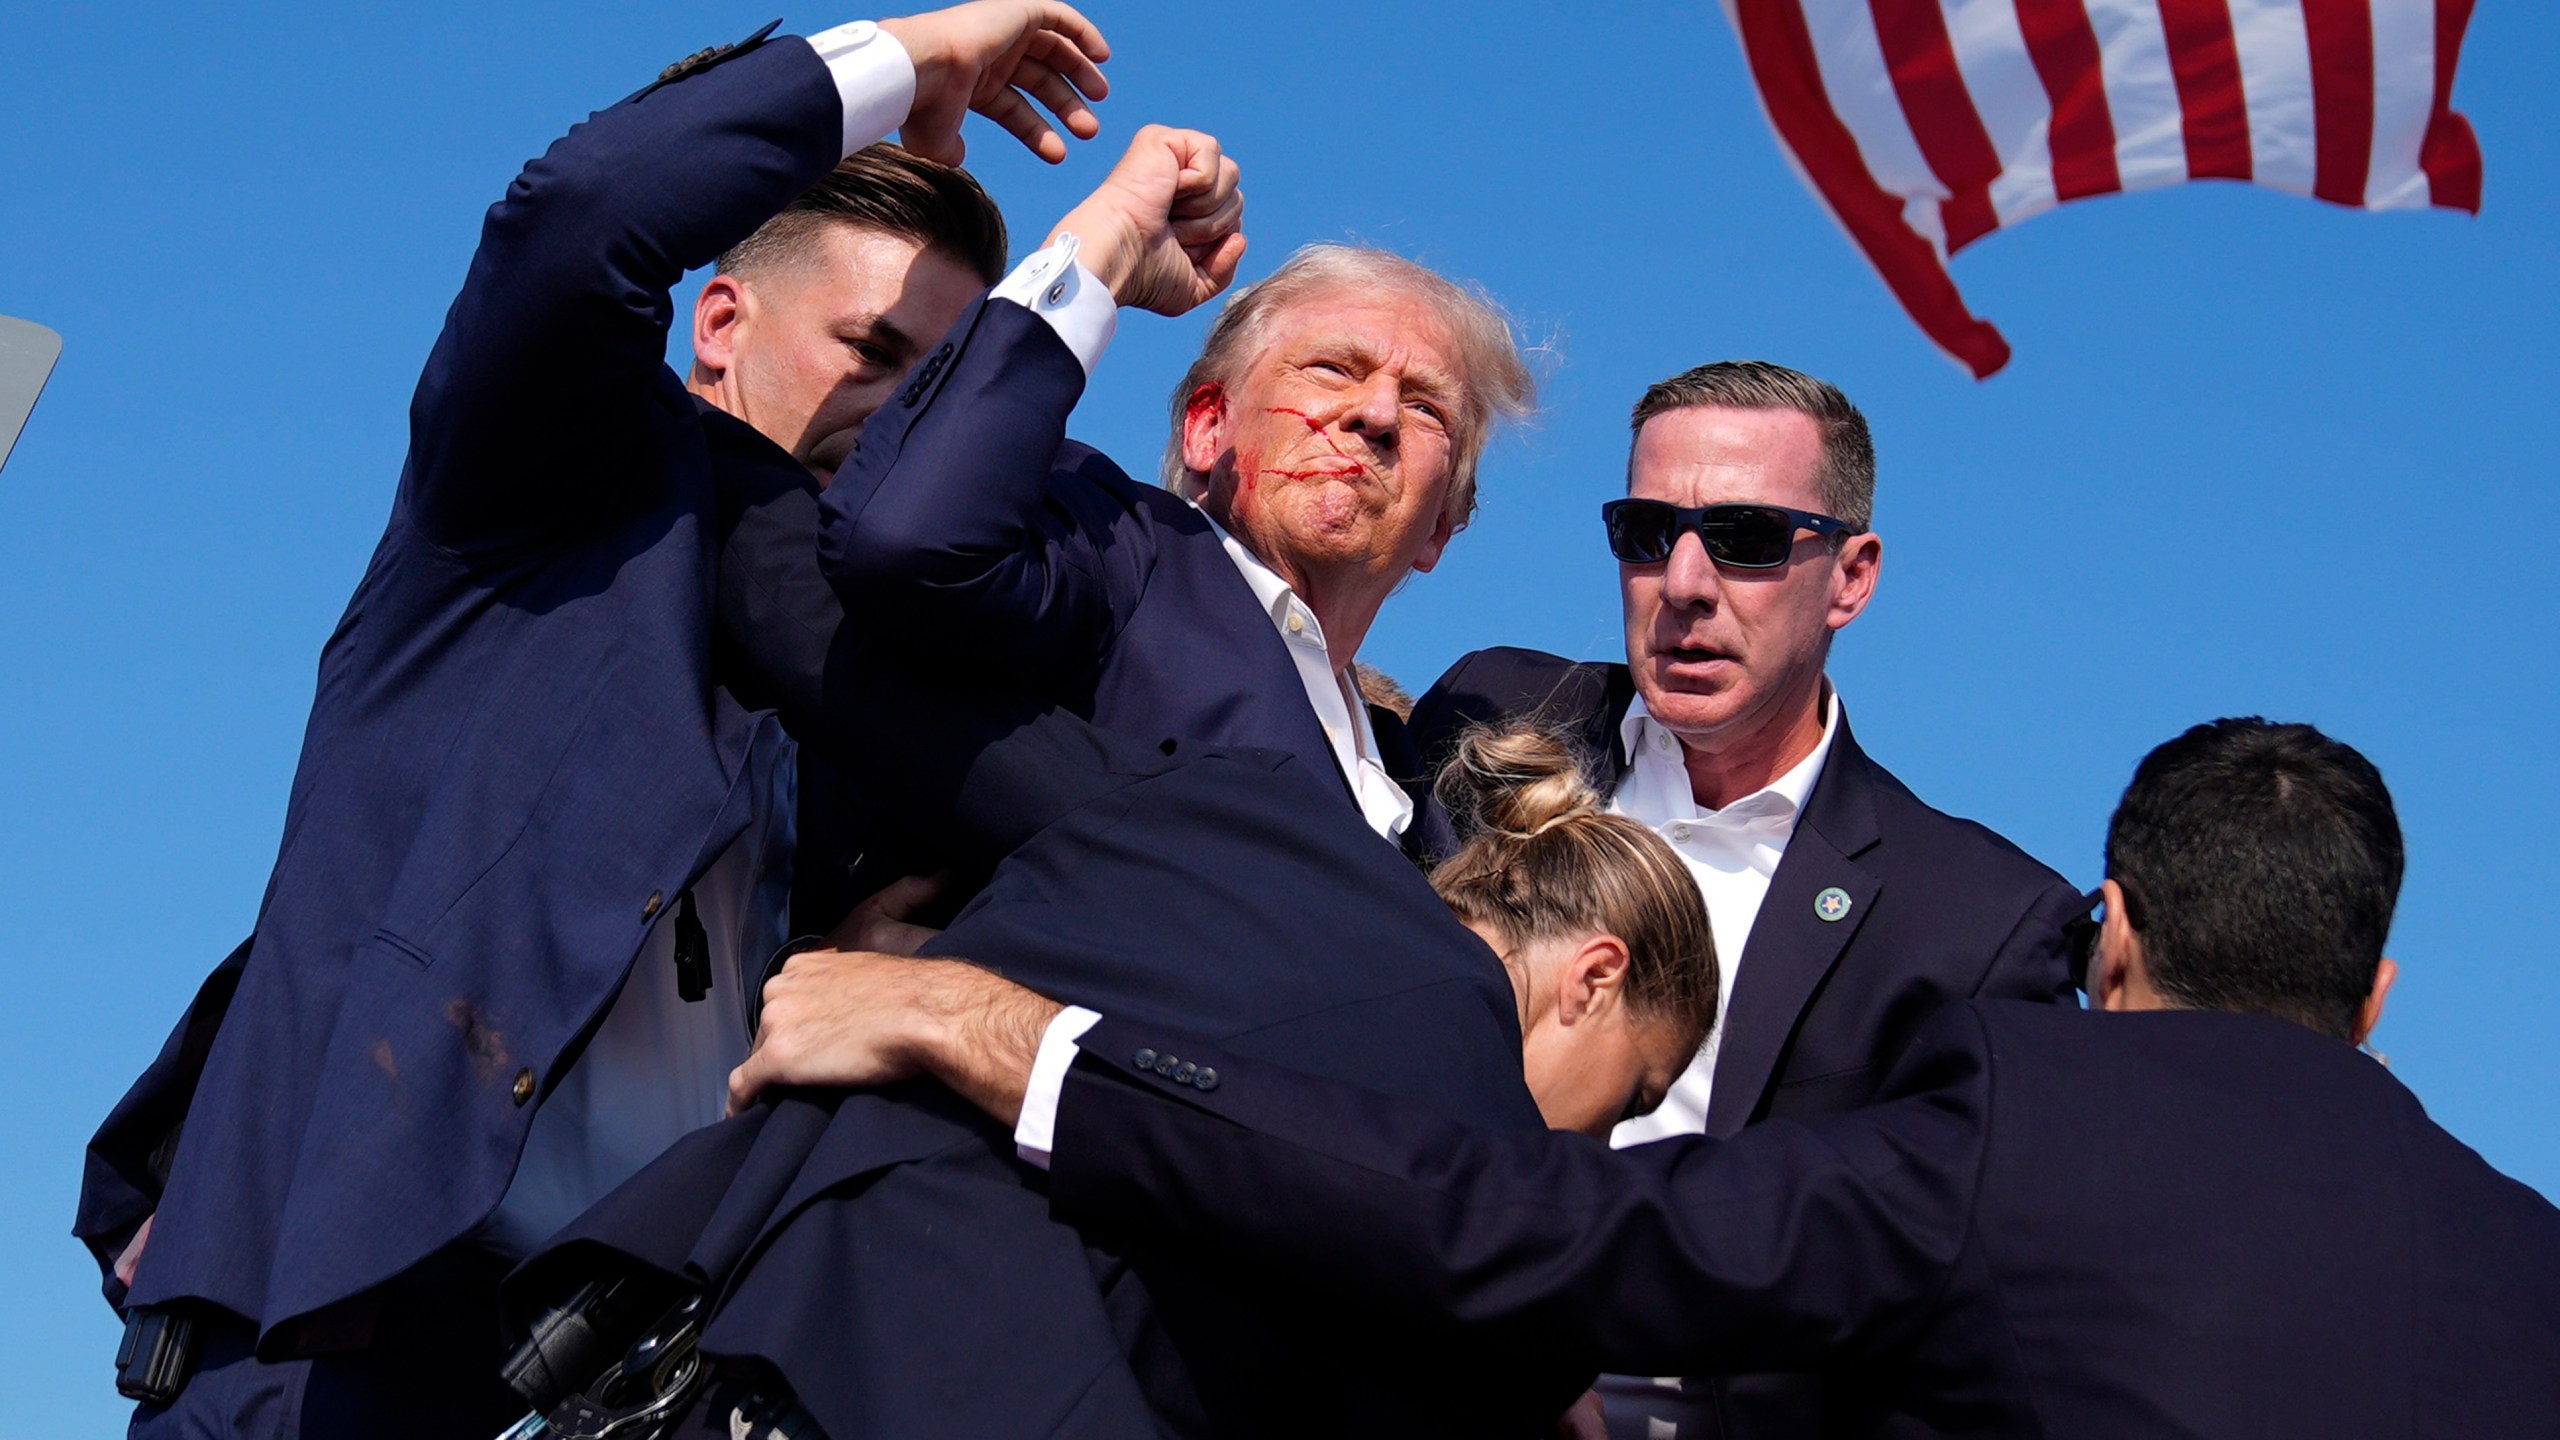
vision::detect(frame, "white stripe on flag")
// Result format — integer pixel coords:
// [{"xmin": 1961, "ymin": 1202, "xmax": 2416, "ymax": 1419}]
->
[
  {"xmin": 1942, "ymin": 0, "xmax": 2061, "ymax": 227},
  {"xmin": 2229, "ymin": 0, "xmax": 2318, "ymax": 195},
  {"xmin": 2366, "ymin": 0, "xmax": 2437, "ymax": 209},
  {"xmin": 1798, "ymin": 0, "xmax": 1950, "ymax": 240},
  {"xmin": 2086, "ymin": 0, "xmax": 2189, "ymax": 191}
]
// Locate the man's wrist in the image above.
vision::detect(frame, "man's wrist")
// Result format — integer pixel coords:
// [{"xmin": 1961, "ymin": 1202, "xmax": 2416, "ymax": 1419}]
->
[
  {"xmin": 1046, "ymin": 212, "xmax": 1137, "ymax": 303},
  {"xmin": 805, "ymin": 20, "xmax": 918, "ymax": 157},
  {"xmin": 910, "ymin": 960, "xmax": 1061, "ymax": 1128}
]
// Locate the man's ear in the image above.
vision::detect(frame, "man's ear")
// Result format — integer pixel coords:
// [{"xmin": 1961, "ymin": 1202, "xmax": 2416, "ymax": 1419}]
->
[
  {"xmin": 1557, "ymin": 932, "xmax": 1632, "ymax": 1025},
  {"xmin": 1178, "ymin": 383, "xmax": 1228, "ymax": 479},
  {"xmin": 1827, "ymin": 530, "xmax": 1883, "ymax": 633},
  {"xmin": 2090, "ymin": 877, "xmax": 2146, "ymax": 1013},
  {"xmin": 692, "ymin": 274, "xmax": 750, "ymax": 381},
  {"xmin": 2355, "ymin": 956, "xmax": 2398, "ymax": 1046},
  {"xmin": 1409, "ymin": 502, "xmax": 1461, "ymax": 576}
]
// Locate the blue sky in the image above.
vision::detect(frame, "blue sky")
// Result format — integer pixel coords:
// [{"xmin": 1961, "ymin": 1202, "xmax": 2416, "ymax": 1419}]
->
[{"xmin": 4, "ymin": 3, "xmax": 2553, "ymax": 1430}]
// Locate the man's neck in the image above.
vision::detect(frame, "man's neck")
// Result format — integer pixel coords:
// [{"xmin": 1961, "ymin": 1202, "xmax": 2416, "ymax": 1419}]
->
[
  {"xmin": 1207, "ymin": 500, "xmax": 1392, "ymax": 676},
  {"xmin": 1676, "ymin": 681, "xmax": 1830, "ymax": 811},
  {"xmin": 688, "ymin": 374, "xmax": 828, "ymax": 485}
]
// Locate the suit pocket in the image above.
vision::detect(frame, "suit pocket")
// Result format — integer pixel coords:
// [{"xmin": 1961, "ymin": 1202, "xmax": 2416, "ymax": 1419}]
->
[
  {"xmin": 362, "ymin": 929, "xmax": 437, "ymax": 972},
  {"xmin": 1770, "ymin": 1062, "xmax": 1876, "ymax": 1118}
]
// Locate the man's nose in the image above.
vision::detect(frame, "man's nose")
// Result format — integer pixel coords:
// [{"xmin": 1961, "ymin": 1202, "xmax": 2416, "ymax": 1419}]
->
[
  {"xmin": 1335, "ymin": 374, "xmax": 1402, "ymax": 445},
  {"xmin": 1659, "ymin": 530, "xmax": 1721, "ymax": 609}
]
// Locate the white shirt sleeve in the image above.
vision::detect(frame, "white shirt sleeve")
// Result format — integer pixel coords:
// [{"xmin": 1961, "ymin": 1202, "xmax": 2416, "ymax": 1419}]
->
[
  {"xmin": 1013, "ymin": 1005, "xmax": 1105, "ymax": 1169},
  {"xmin": 804, "ymin": 21, "xmax": 918, "ymax": 157},
  {"xmin": 987, "ymin": 233, "xmax": 1119, "ymax": 377}
]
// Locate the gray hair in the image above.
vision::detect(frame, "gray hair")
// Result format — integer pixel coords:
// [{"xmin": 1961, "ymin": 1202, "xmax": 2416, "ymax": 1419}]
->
[
  {"xmin": 1162, "ymin": 244, "xmax": 1536, "ymax": 528},
  {"xmin": 1628, "ymin": 361, "xmax": 1876, "ymax": 532}
]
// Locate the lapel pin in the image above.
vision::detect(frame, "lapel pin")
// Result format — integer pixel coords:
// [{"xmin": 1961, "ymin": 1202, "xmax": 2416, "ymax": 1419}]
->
[{"xmin": 1814, "ymin": 887, "xmax": 1853, "ymax": 923}]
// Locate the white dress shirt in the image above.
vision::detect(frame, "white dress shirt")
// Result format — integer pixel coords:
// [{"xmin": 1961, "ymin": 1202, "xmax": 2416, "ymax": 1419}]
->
[
  {"xmin": 1596, "ymin": 688, "xmax": 1839, "ymax": 1439},
  {"xmin": 484, "ymin": 23, "xmax": 1122, "ymax": 1256},
  {"xmin": 1606, "ymin": 687, "xmax": 1839, "ymax": 1145},
  {"xmin": 480, "ymin": 801, "xmax": 781, "ymax": 1258},
  {"xmin": 1204, "ymin": 519, "xmax": 1416, "ymax": 841}
]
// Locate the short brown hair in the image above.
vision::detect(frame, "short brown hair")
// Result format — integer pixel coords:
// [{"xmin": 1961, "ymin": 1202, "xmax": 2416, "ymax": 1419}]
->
[
  {"xmin": 718, "ymin": 143, "xmax": 1009, "ymax": 286},
  {"xmin": 1163, "ymin": 244, "xmax": 1536, "ymax": 529},
  {"xmin": 1430, "ymin": 725, "xmax": 1718, "ymax": 1042},
  {"xmin": 1629, "ymin": 361, "xmax": 1876, "ymax": 531}
]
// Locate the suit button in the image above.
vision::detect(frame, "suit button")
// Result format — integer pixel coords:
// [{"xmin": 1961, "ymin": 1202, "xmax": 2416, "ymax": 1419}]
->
[
  {"xmin": 1193, "ymin": 1067, "xmax": 1219, "ymax": 1092},
  {"xmin": 642, "ymin": 890, "xmax": 665, "ymax": 920},
  {"xmin": 511, "ymin": 1069, "xmax": 536, "ymax": 1106},
  {"xmin": 1173, "ymin": 1062, "xmax": 1198, "ymax": 1084},
  {"xmin": 1132, "ymin": 1048, "xmax": 1158, "ymax": 1071},
  {"xmin": 1153, "ymin": 1054, "xmax": 1180, "ymax": 1078}
]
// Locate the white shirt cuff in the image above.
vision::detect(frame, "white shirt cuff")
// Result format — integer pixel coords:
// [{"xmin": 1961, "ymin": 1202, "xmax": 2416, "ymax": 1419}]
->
[
  {"xmin": 804, "ymin": 20, "xmax": 917, "ymax": 158},
  {"xmin": 987, "ymin": 234, "xmax": 1118, "ymax": 378},
  {"xmin": 1013, "ymin": 1005, "xmax": 1104, "ymax": 1169}
]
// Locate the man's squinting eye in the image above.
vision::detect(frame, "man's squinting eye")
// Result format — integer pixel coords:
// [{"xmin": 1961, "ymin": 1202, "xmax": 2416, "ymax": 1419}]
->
[{"xmin": 841, "ymin": 337, "xmax": 899, "ymax": 369}]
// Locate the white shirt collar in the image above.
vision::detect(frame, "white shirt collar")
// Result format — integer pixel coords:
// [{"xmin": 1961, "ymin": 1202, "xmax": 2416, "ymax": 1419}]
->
[
  {"xmin": 1207, "ymin": 516, "xmax": 1315, "ymax": 637},
  {"xmin": 1618, "ymin": 685, "xmax": 1841, "ymax": 828},
  {"xmin": 1200, "ymin": 513, "xmax": 1413, "ymax": 840}
]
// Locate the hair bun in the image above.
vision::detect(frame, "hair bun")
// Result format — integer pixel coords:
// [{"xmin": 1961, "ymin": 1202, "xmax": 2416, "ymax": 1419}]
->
[{"xmin": 1438, "ymin": 724, "xmax": 1603, "ymax": 841}]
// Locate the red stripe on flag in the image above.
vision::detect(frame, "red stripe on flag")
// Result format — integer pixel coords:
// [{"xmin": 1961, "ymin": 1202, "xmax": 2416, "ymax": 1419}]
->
[
  {"xmin": 2299, "ymin": 0, "xmax": 2373, "ymax": 207},
  {"xmin": 1731, "ymin": 0, "xmax": 2011, "ymax": 377},
  {"xmin": 2422, "ymin": 0, "xmax": 2483, "ymax": 211},
  {"xmin": 1866, "ymin": 0, "xmax": 2003, "ymax": 252},
  {"xmin": 2013, "ymin": 0, "xmax": 2122, "ymax": 201},
  {"xmin": 2157, "ymin": 0, "xmax": 2254, "ymax": 180}
]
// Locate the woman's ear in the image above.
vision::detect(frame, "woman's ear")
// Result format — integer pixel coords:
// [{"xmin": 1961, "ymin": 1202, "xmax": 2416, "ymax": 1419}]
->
[{"xmin": 1557, "ymin": 932, "xmax": 1633, "ymax": 1025}]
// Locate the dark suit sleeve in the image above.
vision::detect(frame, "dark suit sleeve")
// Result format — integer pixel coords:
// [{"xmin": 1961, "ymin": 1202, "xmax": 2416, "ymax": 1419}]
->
[
  {"xmin": 74, "ymin": 936, "xmax": 251, "ymax": 1304},
  {"xmin": 403, "ymin": 38, "xmax": 848, "ymax": 551},
  {"xmin": 1048, "ymin": 1007, "xmax": 1992, "ymax": 1377},
  {"xmin": 1972, "ymin": 876, "xmax": 2085, "ymax": 1006},
  {"xmin": 1408, "ymin": 649, "xmax": 1504, "ymax": 768},
  {"xmin": 817, "ymin": 300, "xmax": 1123, "ymax": 682}
]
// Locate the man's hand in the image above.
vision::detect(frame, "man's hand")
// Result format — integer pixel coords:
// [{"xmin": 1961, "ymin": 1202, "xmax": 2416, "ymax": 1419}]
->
[
  {"xmin": 827, "ymin": 872, "xmax": 949, "ymax": 957},
  {"xmin": 1049, "ymin": 126, "xmax": 1247, "ymax": 318},
  {"xmin": 113, "ymin": 1214, "xmax": 154, "ymax": 1289},
  {"xmin": 880, "ymin": 1, "xmax": 1111, "ymax": 165},
  {"xmin": 1551, "ymin": 1390, "xmax": 1608, "ymax": 1440},
  {"xmin": 731, "ymin": 951, "xmax": 1061, "ymax": 1125}
]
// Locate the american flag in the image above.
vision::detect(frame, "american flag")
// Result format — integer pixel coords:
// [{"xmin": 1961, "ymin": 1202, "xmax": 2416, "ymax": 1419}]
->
[{"xmin": 1722, "ymin": 0, "xmax": 2484, "ymax": 376}]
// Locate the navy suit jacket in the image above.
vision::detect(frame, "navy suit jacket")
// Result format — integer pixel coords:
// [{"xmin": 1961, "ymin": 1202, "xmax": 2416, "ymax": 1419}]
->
[
  {"xmin": 75, "ymin": 36, "xmax": 854, "ymax": 1351},
  {"xmin": 1412, "ymin": 647, "xmax": 2080, "ymax": 1136},
  {"xmin": 512, "ymin": 696, "xmax": 1573, "ymax": 1439},
  {"xmin": 817, "ymin": 295, "xmax": 1455, "ymax": 860},
  {"xmin": 1050, "ymin": 1000, "xmax": 2560, "ymax": 1438}
]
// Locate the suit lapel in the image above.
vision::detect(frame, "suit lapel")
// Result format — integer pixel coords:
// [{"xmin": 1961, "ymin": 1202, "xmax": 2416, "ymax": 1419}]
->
[
  {"xmin": 1592, "ymin": 664, "xmax": 1639, "ymax": 790},
  {"xmin": 1171, "ymin": 512, "xmax": 1355, "ymax": 806},
  {"xmin": 1704, "ymin": 719, "xmax": 1885, "ymax": 1138}
]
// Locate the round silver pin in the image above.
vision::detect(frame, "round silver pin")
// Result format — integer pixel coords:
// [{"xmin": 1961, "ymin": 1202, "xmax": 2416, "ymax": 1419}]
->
[{"xmin": 1814, "ymin": 886, "xmax": 1853, "ymax": 923}]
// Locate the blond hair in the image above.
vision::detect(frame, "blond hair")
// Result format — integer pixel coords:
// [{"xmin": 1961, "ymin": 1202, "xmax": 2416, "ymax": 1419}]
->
[
  {"xmin": 1430, "ymin": 725, "xmax": 1718, "ymax": 1035},
  {"xmin": 1162, "ymin": 244, "xmax": 1535, "ymax": 528}
]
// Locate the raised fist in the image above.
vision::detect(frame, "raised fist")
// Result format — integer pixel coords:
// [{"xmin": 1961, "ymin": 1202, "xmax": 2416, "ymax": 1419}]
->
[{"xmin": 1049, "ymin": 125, "xmax": 1248, "ymax": 318}]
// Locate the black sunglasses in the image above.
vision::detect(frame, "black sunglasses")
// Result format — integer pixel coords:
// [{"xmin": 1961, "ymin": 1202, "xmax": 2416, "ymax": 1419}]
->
[{"xmin": 1601, "ymin": 498, "xmax": 1861, "ymax": 568}]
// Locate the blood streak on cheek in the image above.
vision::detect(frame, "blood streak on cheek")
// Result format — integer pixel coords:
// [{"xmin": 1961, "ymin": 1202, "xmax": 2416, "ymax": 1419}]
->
[{"xmin": 1260, "ymin": 407, "xmax": 1366, "ymax": 482}]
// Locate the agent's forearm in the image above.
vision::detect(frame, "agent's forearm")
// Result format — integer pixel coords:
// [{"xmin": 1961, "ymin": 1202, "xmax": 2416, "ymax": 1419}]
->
[{"xmin": 906, "ymin": 959, "xmax": 1062, "ymax": 1128}]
